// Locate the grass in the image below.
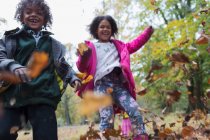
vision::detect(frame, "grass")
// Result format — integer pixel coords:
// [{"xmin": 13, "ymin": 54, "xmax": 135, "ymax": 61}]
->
[
  {"xmin": 18, "ymin": 125, "xmax": 90, "ymax": 140},
  {"xmin": 17, "ymin": 112, "xmax": 210, "ymax": 140}
]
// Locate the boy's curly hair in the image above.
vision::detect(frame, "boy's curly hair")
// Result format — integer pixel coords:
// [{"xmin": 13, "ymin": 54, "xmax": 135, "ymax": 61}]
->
[
  {"xmin": 89, "ymin": 15, "xmax": 118, "ymax": 39},
  {"xmin": 14, "ymin": 0, "xmax": 53, "ymax": 28}
]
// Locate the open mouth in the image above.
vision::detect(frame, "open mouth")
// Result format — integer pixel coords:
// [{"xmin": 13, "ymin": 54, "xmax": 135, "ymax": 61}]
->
[
  {"xmin": 29, "ymin": 19, "xmax": 39, "ymax": 24},
  {"xmin": 102, "ymin": 32, "xmax": 111, "ymax": 36}
]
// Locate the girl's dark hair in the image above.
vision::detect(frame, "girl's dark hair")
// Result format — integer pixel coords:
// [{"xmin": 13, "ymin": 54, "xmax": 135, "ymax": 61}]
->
[
  {"xmin": 89, "ymin": 15, "xmax": 118, "ymax": 39},
  {"xmin": 14, "ymin": 0, "xmax": 53, "ymax": 28}
]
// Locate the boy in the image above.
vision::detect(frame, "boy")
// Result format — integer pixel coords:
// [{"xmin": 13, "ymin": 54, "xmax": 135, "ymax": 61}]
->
[{"xmin": 0, "ymin": 0, "xmax": 80, "ymax": 140}]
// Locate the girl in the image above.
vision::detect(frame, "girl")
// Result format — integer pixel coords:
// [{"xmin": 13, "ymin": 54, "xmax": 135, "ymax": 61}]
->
[
  {"xmin": 76, "ymin": 15, "xmax": 153, "ymax": 139},
  {"xmin": 0, "ymin": 0, "xmax": 80, "ymax": 140}
]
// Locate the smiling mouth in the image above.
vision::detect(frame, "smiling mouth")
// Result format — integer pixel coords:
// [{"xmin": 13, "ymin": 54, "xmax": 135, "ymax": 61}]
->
[
  {"xmin": 29, "ymin": 19, "xmax": 39, "ymax": 23},
  {"xmin": 102, "ymin": 33, "xmax": 110, "ymax": 36}
]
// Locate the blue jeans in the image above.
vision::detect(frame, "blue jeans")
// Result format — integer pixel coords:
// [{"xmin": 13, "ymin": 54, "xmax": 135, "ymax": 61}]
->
[
  {"xmin": 0, "ymin": 104, "xmax": 58, "ymax": 140},
  {"xmin": 94, "ymin": 68, "xmax": 146, "ymax": 135}
]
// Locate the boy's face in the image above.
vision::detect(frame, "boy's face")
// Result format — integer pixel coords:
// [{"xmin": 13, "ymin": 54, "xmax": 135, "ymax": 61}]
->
[
  {"xmin": 96, "ymin": 19, "xmax": 112, "ymax": 42},
  {"xmin": 22, "ymin": 5, "xmax": 45, "ymax": 32}
]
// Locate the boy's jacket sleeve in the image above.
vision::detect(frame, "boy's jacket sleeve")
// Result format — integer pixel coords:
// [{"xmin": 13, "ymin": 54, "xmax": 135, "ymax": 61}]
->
[
  {"xmin": 0, "ymin": 36, "xmax": 24, "ymax": 72},
  {"xmin": 55, "ymin": 57, "xmax": 80, "ymax": 87},
  {"xmin": 51, "ymin": 38, "xmax": 80, "ymax": 86}
]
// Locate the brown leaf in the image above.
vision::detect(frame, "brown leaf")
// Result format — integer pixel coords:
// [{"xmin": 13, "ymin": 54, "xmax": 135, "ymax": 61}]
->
[
  {"xmin": 158, "ymin": 131, "xmax": 167, "ymax": 139},
  {"xmin": 181, "ymin": 126, "xmax": 194, "ymax": 138},
  {"xmin": 80, "ymin": 123, "xmax": 101, "ymax": 140},
  {"xmin": 164, "ymin": 128, "xmax": 173, "ymax": 135},
  {"xmin": 169, "ymin": 123, "xmax": 176, "ymax": 127},
  {"xmin": 150, "ymin": 0, "xmax": 156, "ymax": 5},
  {"xmin": 102, "ymin": 128, "xmax": 121, "ymax": 139},
  {"xmin": 136, "ymin": 88, "xmax": 147, "ymax": 96},
  {"xmin": 192, "ymin": 109, "xmax": 206, "ymax": 121},
  {"xmin": 106, "ymin": 87, "xmax": 113, "ymax": 94},
  {"xmin": 179, "ymin": 39, "xmax": 189, "ymax": 47},
  {"xmin": 196, "ymin": 35, "xmax": 208, "ymax": 45},
  {"xmin": 154, "ymin": 8, "xmax": 160, "ymax": 14},
  {"xmin": 169, "ymin": 52, "xmax": 190, "ymax": 63}
]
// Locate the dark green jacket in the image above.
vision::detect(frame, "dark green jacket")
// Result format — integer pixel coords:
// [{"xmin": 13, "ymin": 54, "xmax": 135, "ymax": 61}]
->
[{"xmin": 0, "ymin": 26, "xmax": 79, "ymax": 109}]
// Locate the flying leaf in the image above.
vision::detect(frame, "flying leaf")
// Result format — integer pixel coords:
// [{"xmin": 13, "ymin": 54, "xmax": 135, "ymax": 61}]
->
[
  {"xmin": 136, "ymin": 88, "xmax": 147, "ymax": 96},
  {"xmin": 196, "ymin": 34, "xmax": 209, "ymax": 45},
  {"xmin": 78, "ymin": 91, "xmax": 112, "ymax": 116},
  {"xmin": 154, "ymin": 8, "xmax": 160, "ymax": 14},
  {"xmin": 27, "ymin": 51, "xmax": 49, "ymax": 78},
  {"xmin": 78, "ymin": 43, "xmax": 89, "ymax": 56},
  {"xmin": 168, "ymin": 52, "xmax": 190, "ymax": 63},
  {"xmin": 178, "ymin": 39, "xmax": 189, "ymax": 47},
  {"xmin": 150, "ymin": 0, "xmax": 156, "ymax": 5}
]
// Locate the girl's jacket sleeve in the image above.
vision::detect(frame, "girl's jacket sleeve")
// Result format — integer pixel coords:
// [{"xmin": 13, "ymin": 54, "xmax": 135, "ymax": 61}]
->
[{"xmin": 125, "ymin": 26, "xmax": 154, "ymax": 54}]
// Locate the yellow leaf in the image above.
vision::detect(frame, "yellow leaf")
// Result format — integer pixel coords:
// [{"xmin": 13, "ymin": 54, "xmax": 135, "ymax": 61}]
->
[{"xmin": 81, "ymin": 75, "xmax": 93, "ymax": 84}]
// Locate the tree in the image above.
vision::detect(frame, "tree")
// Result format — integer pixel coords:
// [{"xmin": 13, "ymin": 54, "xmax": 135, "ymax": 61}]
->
[{"xmin": 95, "ymin": 0, "xmax": 210, "ymax": 113}]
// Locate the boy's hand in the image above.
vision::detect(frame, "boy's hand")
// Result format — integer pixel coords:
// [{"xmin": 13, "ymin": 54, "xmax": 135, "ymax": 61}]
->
[
  {"xmin": 14, "ymin": 67, "xmax": 31, "ymax": 83},
  {"xmin": 72, "ymin": 80, "xmax": 81, "ymax": 92}
]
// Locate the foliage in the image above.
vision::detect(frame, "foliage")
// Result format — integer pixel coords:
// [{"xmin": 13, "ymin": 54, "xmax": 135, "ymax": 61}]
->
[{"xmin": 95, "ymin": 0, "xmax": 210, "ymax": 113}]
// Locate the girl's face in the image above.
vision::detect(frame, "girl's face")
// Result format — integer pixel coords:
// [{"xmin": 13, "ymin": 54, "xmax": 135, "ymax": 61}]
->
[
  {"xmin": 22, "ymin": 5, "xmax": 45, "ymax": 32},
  {"xmin": 96, "ymin": 19, "xmax": 112, "ymax": 42}
]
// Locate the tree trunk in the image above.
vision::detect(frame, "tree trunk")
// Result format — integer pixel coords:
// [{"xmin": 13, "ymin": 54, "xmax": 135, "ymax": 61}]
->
[
  {"xmin": 63, "ymin": 94, "xmax": 71, "ymax": 125},
  {"xmin": 186, "ymin": 60, "xmax": 206, "ymax": 113}
]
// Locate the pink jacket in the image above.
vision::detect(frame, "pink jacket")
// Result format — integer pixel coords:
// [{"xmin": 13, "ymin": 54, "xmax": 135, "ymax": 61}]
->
[{"xmin": 76, "ymin": 26, "xmax": 153, "ymax": 99}]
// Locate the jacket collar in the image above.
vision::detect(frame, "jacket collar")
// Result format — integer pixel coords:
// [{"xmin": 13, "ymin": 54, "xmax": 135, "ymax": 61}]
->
[{"xmin": 5, "ymin": 25, "xmax": 53, "ymax": 37}]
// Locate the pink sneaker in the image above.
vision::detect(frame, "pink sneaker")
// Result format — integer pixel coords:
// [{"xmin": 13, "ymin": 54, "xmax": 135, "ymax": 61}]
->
[{"xmin": 133, "ymin": 134, "xmax": 149, "ymax": 140}]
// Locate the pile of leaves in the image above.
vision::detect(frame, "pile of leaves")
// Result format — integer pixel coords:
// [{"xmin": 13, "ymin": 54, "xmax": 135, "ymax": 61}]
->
[{"xmin": 80, "ymin": 109, "xmax": 210, "ymax": 140}]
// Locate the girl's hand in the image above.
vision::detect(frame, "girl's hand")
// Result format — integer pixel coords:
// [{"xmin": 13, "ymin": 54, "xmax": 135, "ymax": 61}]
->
[{"xmin": 149, "ymin": 26, "xmax": 154, "ymax": 34}]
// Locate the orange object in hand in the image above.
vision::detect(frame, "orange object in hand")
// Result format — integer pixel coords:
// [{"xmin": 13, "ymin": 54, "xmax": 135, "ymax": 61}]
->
[{"xmin": 27, "ymin": 51, "xmax": 49, "ymax": 78}]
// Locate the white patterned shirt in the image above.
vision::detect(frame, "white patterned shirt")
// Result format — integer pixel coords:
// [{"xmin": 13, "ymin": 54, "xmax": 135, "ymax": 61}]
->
[{"xmin": 94, "ymin": 42, "xmax": 121, "ymax": 84}]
